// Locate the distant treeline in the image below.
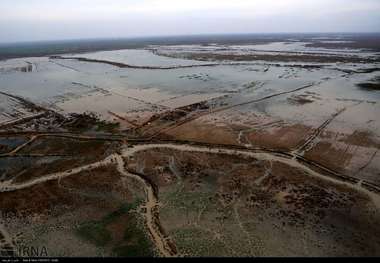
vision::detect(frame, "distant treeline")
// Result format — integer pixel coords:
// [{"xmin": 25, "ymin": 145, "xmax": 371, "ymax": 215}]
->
[{"xmin": 1, "ymin": 33, "xmax": 379, "ymax": 60}]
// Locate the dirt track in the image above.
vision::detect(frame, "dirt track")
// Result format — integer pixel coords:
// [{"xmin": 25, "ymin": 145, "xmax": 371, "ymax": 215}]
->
[{"xmin": 1, "ymin": 138, "xmax": 380, "ymax": 256}]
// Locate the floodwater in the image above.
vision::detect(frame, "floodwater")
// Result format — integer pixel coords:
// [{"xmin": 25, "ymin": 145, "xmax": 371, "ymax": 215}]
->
[
  {"xmin": 0, "ymin": 43, "xmax": 379, "ymax": 127},
  {"xmin": 65, "ymin": 49, "xmax": 210, "ymax": 67},
  {"xmin": 155, "ymin": 41, "xmax": 379, "ymax": 59}
]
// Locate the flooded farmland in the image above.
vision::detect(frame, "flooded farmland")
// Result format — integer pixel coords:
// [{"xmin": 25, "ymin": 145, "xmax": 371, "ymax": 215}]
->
[{"xmin": 1, "ymin": 34, "xmax": 380, "ymax": 257}]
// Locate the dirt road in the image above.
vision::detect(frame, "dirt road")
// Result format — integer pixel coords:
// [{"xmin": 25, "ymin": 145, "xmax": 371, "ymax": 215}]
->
[{"xmin": 1, "ymin": 141, "xmax": 380, "ymax": 257}]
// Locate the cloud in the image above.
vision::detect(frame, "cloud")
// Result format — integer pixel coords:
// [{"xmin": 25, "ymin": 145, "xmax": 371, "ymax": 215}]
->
[
  {"xmin": 2, "ymin": 0, "xmax": 380, "ymax": 20},
  {"xmin": 0, "ymin": 0, "xmax": 379, "ymax": 42}
]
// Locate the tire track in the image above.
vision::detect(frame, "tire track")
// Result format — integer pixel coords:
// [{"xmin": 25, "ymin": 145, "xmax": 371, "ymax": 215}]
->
[
  {"xmin": 115, "ymin": 155, "xmax": 177, "ymax": 257},
  {"xmin": 294, "ymin": 107, "xmax": 347, "ymax": 155}
]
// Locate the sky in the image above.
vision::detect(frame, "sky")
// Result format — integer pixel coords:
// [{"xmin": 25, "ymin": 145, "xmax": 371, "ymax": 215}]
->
[{"xmin": 0, "ymin": 0, "xmax": 380, "ymax": 43}]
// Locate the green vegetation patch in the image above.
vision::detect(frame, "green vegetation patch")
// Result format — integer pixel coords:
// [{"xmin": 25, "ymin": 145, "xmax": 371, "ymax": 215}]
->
[
  {"xmin": 76, "ymin": 221, "xmax": 112, "ymax": 247},
  {"xmin": 76, "ymin": 203, "xmax": 135, "ymax": 247},
  {"xmin": 75, "ymin": 201, "xmax": 153, "ymax": 256},
  {"xmin": 112, "ymin": 216, "xmax": 153, "ymax": 257},
  {"xmin": 102, "ymin": 203, "xmax": 138, "ymax": 225}
]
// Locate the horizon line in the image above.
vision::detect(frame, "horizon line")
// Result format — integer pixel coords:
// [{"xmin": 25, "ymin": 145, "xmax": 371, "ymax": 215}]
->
[{"xmin": 1, "ymin": 31, "xmax": 380, "ymax": 46}]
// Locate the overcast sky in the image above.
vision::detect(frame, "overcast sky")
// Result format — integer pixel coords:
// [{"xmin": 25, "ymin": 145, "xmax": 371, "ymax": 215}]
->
[{"xmin": 1, "ymin": 0, "xmax": 379, "ymax": 43}]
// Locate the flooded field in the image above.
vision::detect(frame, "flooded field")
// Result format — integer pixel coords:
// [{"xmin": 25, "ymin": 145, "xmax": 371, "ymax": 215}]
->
[{"xmin": 1, "ymin": 34, "xmax": 380, "ymax": 257}]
